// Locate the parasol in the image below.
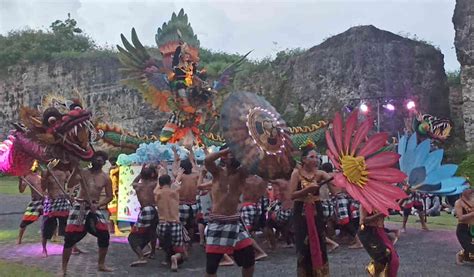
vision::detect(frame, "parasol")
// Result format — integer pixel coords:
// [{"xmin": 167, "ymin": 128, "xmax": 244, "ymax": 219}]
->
[{"xmin": 220, "ymin": 91, "xmax": 294, "ymax": 179}]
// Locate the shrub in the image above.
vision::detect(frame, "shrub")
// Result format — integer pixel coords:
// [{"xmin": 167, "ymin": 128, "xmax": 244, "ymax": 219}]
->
[
  {"xmin": 446, "ymin": 69, "xmax": 461, "ymax": 86},
  {"xmin": 458, "ymin": 153, "xmax": 474, "ymax": 180},
  {"xmin": 0, "ymin": 14, "xmax": 96, "ymax": 69}
]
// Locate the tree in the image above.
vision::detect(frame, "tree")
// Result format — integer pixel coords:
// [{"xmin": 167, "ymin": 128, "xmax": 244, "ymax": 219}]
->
[{"xmin": 50, "ymin": 13, "xmax": 83, "ymax": 38}]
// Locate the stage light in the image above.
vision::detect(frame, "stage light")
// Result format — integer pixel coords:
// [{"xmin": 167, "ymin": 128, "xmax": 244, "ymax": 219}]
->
[
  {"xmin": 360, "ymin": 102, "xmax": 369, "ymax": 113},
  {"xmin": 383, "ymin": 103, "xmax": 395, "ymax": 111},
  {"xmin": 406, "ymin": 100, "xmax": 416, "ymax": 110}
]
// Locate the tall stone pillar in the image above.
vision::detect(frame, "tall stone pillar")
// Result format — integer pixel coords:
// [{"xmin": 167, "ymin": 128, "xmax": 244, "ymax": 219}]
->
[{"xmin": 454, "ymin": 0, "xmax": 474, "ymax": 149}]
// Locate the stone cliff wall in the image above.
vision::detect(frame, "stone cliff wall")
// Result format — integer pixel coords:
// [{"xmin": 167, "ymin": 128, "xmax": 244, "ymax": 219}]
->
[
  {"xmin": 449, "ymin": 85, "xmax": 464, "ymax": 139},
  {"xmin": 454, "ymin": 0, "xmax": 474, "ymax": 149},
  {"xmin": 0, "ymin": 57, "xmax": 167, "ymax": 138},
  {"xmin": 236, "ymin": 25, "xmax": 451, "ymax": 135},
  {"xmin": 0, "ymin": 25, "xmax": 454, "ymax": 142}
]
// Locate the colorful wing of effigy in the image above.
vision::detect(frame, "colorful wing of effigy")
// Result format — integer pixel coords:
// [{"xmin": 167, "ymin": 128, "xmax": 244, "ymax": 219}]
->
[
  {"xmin": 325, "ymin": 110, "xmax": 407, "ymax": 215},
  {"xmin": 398, "ymin": 133, "xmax": 468, "ymax": 195},
  {"xmin": 117, "ymin": 9, "xmax": 251, "ymax": 145}
]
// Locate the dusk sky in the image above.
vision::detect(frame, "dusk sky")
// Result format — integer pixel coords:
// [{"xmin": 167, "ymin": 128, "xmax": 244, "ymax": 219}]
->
[{"xmin": 0, "ymin": 0, "xmax": 460, "ymax": 71}]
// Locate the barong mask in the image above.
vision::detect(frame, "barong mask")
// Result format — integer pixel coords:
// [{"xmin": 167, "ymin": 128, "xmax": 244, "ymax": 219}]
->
[
  {"xmin": 0, "ymin": 94, "xmax": 99, "ymax": 176},
  {"xmin": 413, "ymin": 113, "xmax": 452, "ymax": 142}
]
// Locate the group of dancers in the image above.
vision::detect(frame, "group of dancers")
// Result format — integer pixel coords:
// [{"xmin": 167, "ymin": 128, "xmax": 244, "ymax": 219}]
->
[{"xmin": 15, "ymin": 143, "xmax": 474, "ymax": 276}]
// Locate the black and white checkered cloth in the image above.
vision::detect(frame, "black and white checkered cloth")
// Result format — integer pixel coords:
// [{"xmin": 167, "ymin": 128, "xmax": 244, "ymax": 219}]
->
[
  {"xmin": 276, "ymin": 208, "xmax": 292, "ymax": 223},
  {"xmin": 132, "ymin": 206, "xmax": 158, "ymax": 233},
  {"xmin": 65, "ymin": 202, "xmax": 108, "ymax": 232},
  {"xmin": 350, "ymin": 200, "xmax": 360, "ymax": 219},
  {"xmin": 157, "ymin": 222, "xmax": 184, "ymax": 250},
  {"xmin": 22, "ymin": 199, "xmax": 43, "ymax": 222},
  {"xmin": 240, "ymin": 203, "xmax": 258, "ymax": 231},
  {"xmin": 196, "ymin": 194, "xmax": 202, "ymax": 213},
  {"xmin": 257, "ymin": 196, "xmax": 270, "ymax": 214},
  {"xmin": 333, "ymin": 193, "xmax": 351, "ymax": 224},
  {"xmin": 43, "ymin": 197, "xmax": 71, "ymax": 217},
  {"xmin": 179, "ymin": 202, "xmax": 198, "ymax": 224},
  {"xmin": 321, "ymin": 199, "xmax": 334, "ymax": 219},
  {"xmin": 205, "ymin": 214, "xmax": 252, "ymax": 254}
]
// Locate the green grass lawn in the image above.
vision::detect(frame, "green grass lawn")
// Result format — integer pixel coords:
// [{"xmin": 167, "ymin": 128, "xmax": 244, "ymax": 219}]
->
[
  {"xmin": 0, "ymin": 260, "xmax": 52, "ymax": 277},
  {"xmin": 386, "ymin": 212, "xmax": 457, "ymax": 230},
  {"xmin": 0, "ymin": 176, "xmax": 21, "ymax": 195},
  {"xmin": 0, "ymin": 223, "xmax": 42, "ymax": 244},
  {"xmin": 0, "ymin": 176, "xmax": 42, "ymax": 244}
]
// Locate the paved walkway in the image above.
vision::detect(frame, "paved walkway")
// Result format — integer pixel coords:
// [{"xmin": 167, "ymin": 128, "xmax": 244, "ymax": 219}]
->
[{"xmin": 1, "ymin": 195, "xmax": 473, "ymax": 276}]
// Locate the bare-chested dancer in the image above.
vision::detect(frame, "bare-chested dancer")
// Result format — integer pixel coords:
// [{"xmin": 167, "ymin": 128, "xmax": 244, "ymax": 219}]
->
[
  {"xmin": 204, "ymin": 145, "xmax": 255, "ymax": 277},
  {"xmin": 240, "ymin": 175, "xmax": 268, "ymax": 260},
  {"xmin": 197, "ymin": 166, "xmax": 235, "ymax": 267},
  {"xmin": 154, "ymin": 170, "xmax": 185, "ymax": 272},
  {"xmin": 172, "ymin": 146, "xmax": 200, "ymax": 241},
  {"xmin": 41, "ymin": 161, "xmax": 73, "ymax": 257},
  {"xmin": 128, "ymin": 164, "xmax": 159, "ymax": 267},
  {"xmin": 62, "ymin": 151, "xmax": 113, "ymax": 275},
  {"xmin": 454, "ymin": 188, "xmax": 474, "ymax": 264},
  {"xmin": 266, "ymin": 178, "xmax": 294, "ymax": 250},
  {"xmin": 17, "ymin": 164, "xmax": 44, "ymax": 244}
]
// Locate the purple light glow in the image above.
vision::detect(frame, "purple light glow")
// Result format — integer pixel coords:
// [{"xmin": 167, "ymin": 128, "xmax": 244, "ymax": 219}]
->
[
  {"xmin": 7, "ymin": 243, "xmax": 63, "ymax": 257},
  {"xmin": 110, "ymin": 236, "xmax": 129, "ymax": 244},
  {"xmin": 406, "ymin": 100, "xmax": 416, "ymax": 110}
]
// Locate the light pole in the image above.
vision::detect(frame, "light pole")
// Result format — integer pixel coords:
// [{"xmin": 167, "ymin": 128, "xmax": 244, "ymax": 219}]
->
[{"xmin": 376, "ymin": 98, "xmax": 380, "ymax": 132}]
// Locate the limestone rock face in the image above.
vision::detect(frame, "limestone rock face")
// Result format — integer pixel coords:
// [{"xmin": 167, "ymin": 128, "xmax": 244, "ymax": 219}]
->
[
  {"xmin": 0, "ymin": 25, "xmax": 452, "ymax": 141},
  {"xmin": 453, "ymin": 0, "xmax": 474, "ymax": 148},
  {"xmin": 237, "ymin": 25, "xmax": 450, "ymax": 134},
  {"xmin": 0, "ymin": 57, "xmax": 167, "ymax": 137}
]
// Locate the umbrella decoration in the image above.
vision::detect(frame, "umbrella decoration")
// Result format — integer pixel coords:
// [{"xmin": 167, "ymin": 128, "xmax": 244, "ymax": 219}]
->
[
  {"xmin": 398, "ymin": 133, "xmax": 468, "ymax": 195},
  {"xmin": 220, "ymin": 92, "xmax": 294, "ymax": 179},
  {"xmin": 325, "ymin": 110, "xmax": 407, "ymax": 215}
]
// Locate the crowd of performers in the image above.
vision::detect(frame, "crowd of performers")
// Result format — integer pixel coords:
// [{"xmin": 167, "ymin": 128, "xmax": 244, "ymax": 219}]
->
[{"xmin": 14, "ymin": 144, "xmax": 474, "ymax": 276}]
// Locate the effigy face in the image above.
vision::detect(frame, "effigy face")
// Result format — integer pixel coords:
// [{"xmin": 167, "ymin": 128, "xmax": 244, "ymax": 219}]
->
[
  {"xmin": 0, "ymin": 95, "xmax": 100, "ymax": 176},
  {"xmin": 413, "ymin": 113, "xmax": 452, "ymax": 142}
]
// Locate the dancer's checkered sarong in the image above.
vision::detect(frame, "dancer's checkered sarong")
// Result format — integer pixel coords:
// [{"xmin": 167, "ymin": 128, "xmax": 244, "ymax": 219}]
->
[
  {"xmin": 205, "ymin": 213, "xmax": 253, "ymax": 254},
  {"xmin": 321, "ymin": 199, "xmax": 334, "ymax": 219},
  {"xmin": 179, "ymin": 201, "xmax": 198, "ymax": 226},
  {"xmin": 65, "ymin": 202, "xmax": 109, "ymax": 233},
  {"xmin": 276, "ymin": 208, "xmax": 293, "ymax": 223},
  {"xmin": 131, "ymin": 206, "xmax": 158, "ymax": 234},
  {"xmin": 333, "ymin": 193, "xmax": 350, "ymax": 225},
  {"xmin": 22, "ymin": 199, "xmax": 43, "ymax": 222},
  {"xmin": 157, "ymin": 221, "xmax": 185, "ymax": 253},
  {"xmin": 43, "ymin": 197, "xmax": 70, "ymax": 218},
  {"xmin": 240, "ymin": 202, "xmax": 258, "ymax": 231}
]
